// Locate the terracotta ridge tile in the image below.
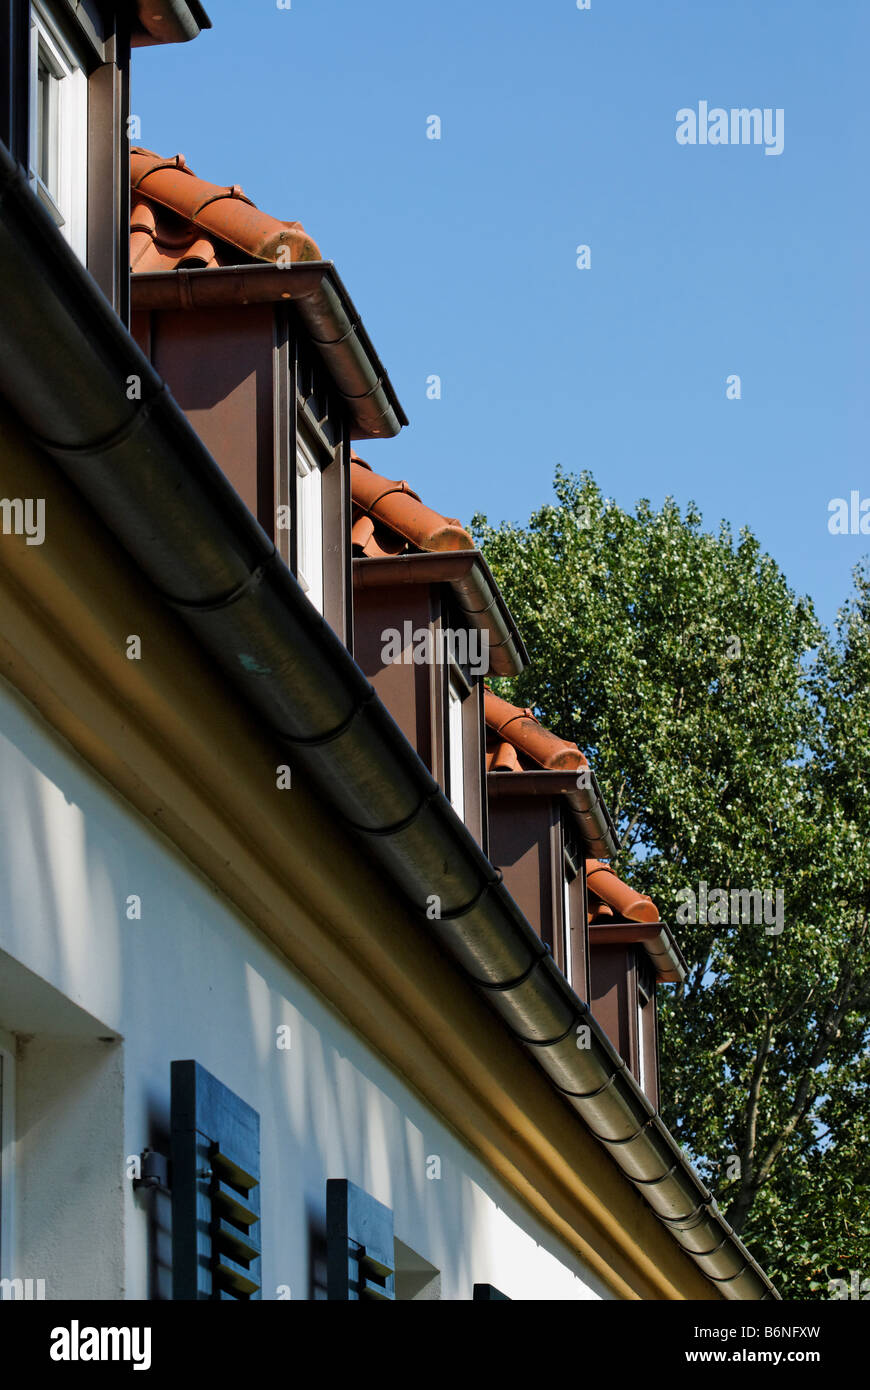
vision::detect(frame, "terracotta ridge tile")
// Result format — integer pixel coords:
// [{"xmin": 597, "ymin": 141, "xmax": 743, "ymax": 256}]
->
[
  {"xmin": 585, "ymin": 860, "xmax": 659, "ymax": 924},
  {"xmin": 483, "ymin": 688, "xmax": 588, "ymax": 771},
  {"xmin": 351, "ymin": 455, "xmax": 474, "ymax": 554},
  {"xmin": 130, "ymin": 147, "xmax": 322, "ymax": 268}
]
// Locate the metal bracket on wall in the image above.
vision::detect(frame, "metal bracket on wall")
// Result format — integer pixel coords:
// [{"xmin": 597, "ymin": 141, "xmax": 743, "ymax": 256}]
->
[{"xmin": 133, "ymin": 1147, "xmax": 171, "ymax": 1193}]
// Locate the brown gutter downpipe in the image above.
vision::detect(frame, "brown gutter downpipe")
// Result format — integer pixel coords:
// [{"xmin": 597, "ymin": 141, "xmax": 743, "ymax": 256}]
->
[
  {"xmin": 132, "ymin": 263, "xmax": 408, "ymax": 441},
  {"xmin": 131, "ymin": 1, "xmax": 212, "ymax": 46},
  {"xmin": 353, "ymin": 552, "xmax": 528, "ymax": 679},
  {"xmin": 0, "ymin": 143, "xmax": 777, "ymax": 1300}
]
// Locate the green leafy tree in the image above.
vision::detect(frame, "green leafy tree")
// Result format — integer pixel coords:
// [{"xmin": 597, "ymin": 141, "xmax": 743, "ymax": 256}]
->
[{"xmin": 472, "ymin": 471, "xmax": 870, "ymax": 1298}]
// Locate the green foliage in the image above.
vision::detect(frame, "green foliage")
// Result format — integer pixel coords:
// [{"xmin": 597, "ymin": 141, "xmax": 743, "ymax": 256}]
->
[{"xmin": 473, "ymin": 472, "xmax": 870, "ymax": 1299}]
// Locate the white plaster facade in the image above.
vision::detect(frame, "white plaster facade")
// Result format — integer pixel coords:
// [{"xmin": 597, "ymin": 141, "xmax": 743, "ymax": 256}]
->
[{"xmin": 0, "ymin": 674, "xmax": 610, "ymax": 1301}]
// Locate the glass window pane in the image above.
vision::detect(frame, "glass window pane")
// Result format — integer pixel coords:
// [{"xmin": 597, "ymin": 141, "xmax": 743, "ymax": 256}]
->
[
  {"xmin": 563, "ymin": 871, "xmax": 573, "ymax": 988},
  {"xmin": 36, "ymin": 58, "xmax": 51, "ymax": 188},
  {"xmin": 296, "ymin": 436, "xmax": 323, "ymax": 614},
  {"xmin": 448, "ymin": 680, "xmax": 465, "ymax": 822}
]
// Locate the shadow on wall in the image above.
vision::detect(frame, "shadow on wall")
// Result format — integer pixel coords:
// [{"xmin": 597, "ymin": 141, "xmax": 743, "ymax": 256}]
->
[
  {"xmin": 0, "ymin": 676, "xmax": 126, "ymax": 1031},
  {"xmin": 247, "ymin": 955, "xmax": 605, "ymax": 1300},
  {"xmin": 0, "ymin": 677, "xmax": 606, "ymax": 1301}
]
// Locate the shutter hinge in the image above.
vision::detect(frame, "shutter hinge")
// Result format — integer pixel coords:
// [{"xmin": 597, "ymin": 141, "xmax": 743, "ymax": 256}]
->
[{"xmin": 133, "ymin": 1147, "xmax": 171, "ymax": 1193}]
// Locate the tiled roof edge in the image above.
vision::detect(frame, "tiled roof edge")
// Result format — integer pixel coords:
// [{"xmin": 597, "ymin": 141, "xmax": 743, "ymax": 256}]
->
[{"xmin": 131, "ymin": 148, "xmax": 321, "ymax": 265}]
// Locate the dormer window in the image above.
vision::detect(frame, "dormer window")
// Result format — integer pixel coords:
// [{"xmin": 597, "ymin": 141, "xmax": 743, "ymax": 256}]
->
[
  {"xmin": 637, "ymin": 976, "xmax": 654, "ymax": 1098},
  {"xmin": 296, "ymin": 426, "xmax": 324, "ymax": 614},
  {"xmin": 29, "ymin": 3, "xmax": 87, "ymax": 259},
  {"xmin": 562, "ymin": 871, "xmax": 573, "ymax": 986},
  {"xmin": 586, "ymin": 861, "xmax": 685, "ymax": 1109},
  {"xmin": 561, "ymin": 833, "xmax": 587, "ymax": 997},
  {"xmin": 447, "ymin": 668, "xmax": 466, "ymax": 822},
  {"xmin": 292, "ymin": 339, "xmax": 345, "ymax": 625}
]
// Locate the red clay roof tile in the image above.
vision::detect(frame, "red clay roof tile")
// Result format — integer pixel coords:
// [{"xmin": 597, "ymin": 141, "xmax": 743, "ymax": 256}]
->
[
  {"xmin": 130, "ymin": 148, "xmax": 321, "ymax": 272},
  {"xmin": 487, "ymin": 739, "xmax": 522, "ymax": 773},
  {"xmin": 586, "ymin": 860, "xmax": 660, "ymax": 924},
  {"xmin": 484, "ymin": 688, "xmax": 589, "ymax": 772},
  {"xmin": 350, "ymin": 452, "xmax": 474, "ymax": 555},
  {"xmin": 587, "ymin": 900, "xmax": 616, "ymax": 923},
  {"xmin": 131, "ymin": 197, "xmax": 223, "ymax": 272}
]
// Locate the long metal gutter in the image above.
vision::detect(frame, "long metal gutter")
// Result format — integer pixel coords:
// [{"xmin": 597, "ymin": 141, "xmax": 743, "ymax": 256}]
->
[
  {"xmin": 0, "ymin": 144, "xmax": 777, "ymax": 1300},
  {"xmin": 353, "ymin": 552, "xmax": 528, "ymax": 679},
  {"xmin": 132, "ymin": 263, "xmax": 408, "ymax": 441}
]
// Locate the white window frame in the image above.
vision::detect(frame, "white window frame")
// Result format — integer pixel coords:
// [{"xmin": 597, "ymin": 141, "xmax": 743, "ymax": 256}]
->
[
  {"xmin": 562, "ymin": 867, "xmax": 574, "ymax": 989},
  {"xmin": 29, "ymin": 1, "xmax": 88, "ymax": 260},
  {"xmin": 447, "ymin": 671, "xmax": 465, "ymax": 823},
  {"xmin": 295, "ymin": 430, "xmax": 324, "ymax": 614},
  {"xmin": 637, "ymin": 983, "xmax": 650, "ymax": 1096},
  {"xmin": 0, "ymin": 1027, "xmax": 16, "ymax": 1282}
]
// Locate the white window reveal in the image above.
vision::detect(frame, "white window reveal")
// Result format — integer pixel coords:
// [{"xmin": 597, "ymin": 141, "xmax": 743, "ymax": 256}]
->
[
  {"xmin": 637, "ymin": 985, "xmax": 650, "ymax": 1096},
  {"xmin": 562, "ymin": 869, "xmax": 573, "ymax": 989},
  {"xmin": 29, "ymin": 3, "xmax": 88, "ymax": 260},
  {"xmin": 296, "ymin": 431, "xmax": 323, "ymax": 614},
  {"xmin": 447, "ymin": 675, "xmax": 465, "ymax": 823}
]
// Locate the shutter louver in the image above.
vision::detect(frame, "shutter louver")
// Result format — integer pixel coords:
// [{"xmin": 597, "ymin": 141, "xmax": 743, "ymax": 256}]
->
[
  {"xmin": 171, "ymin": 1060, "xmax": 261, "ymax": 1301},
  {"xmin": 326, "ymin": 1178, "xmax": 395, "ymax": 1301}
]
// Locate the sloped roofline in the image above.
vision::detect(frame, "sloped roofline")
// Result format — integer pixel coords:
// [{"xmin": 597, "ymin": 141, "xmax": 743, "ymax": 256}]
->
[{"xmin": 0, "ymin": 140, "xmax": 776, "ymax": 1300}]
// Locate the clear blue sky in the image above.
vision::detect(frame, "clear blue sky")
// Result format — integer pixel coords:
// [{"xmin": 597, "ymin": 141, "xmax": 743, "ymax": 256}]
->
[{"xmin": 132, "ymin": 0, "xmax": 869, "ymax": 630}]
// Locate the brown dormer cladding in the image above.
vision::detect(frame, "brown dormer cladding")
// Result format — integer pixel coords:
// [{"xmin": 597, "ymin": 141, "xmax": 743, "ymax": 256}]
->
[
  {"xmin": 351, "ymin": 456, "xmax": 527, "ymax": 680},
  {"xmin": 483, "ymin": 691, "xmax": 687, "ymax": 1109},
  {"xmin": 125, "ymin": 143, "xmax": 685, "ymax": 1116},
  {"xmin": 586, "ymin": 859, "xmax": 687, "ymax": 1109},
  {"xmin": 483, "ymin": 689, "xmax": 617, "ymax": 1005},
  {"xmin": 484, "ymin": 689, "xmax": 618, "ymax": 859},
  {"xmin": 350, "ymin": 456, "xmax": 527, "ymax": 850},
  {"xmin": 128, "ymin": 151, "xmax": 407, "ymax": 647},
  {"xmin": 128, "ymin": 150, "xmax": 405, "ymax": 442},
  {"xmin": 353, "ymin": 567, "xmax": 489, "ymax": 848}
]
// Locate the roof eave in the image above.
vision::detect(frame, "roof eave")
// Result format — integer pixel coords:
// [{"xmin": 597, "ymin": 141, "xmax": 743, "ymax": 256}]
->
[
  {"xmin": 131, "ymin": 261, "xmax": 408, "ymax": 440},
  {"xmin": 486, "ymin": 768, "xmax": 620, "ymax": 858},
  {"xmin": 589, "ymin": 920, "xmax": 688, "ymax": 984},
  {"xmin": 353, "ymin": 551, "xmax": 528, "ymax": 677}
]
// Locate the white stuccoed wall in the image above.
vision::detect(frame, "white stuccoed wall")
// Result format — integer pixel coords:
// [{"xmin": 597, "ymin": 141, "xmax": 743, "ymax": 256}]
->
[{"xmin": 0, "ymin": 675, "xmax": 611, "ymax": 1301}]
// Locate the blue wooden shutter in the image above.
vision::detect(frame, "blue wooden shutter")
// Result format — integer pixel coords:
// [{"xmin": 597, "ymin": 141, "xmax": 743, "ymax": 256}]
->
[
  {"xmin": 473, "ymin": 1283, "xmax": 511, "ymax": 1300},
  {"xmin": 326, "ymin": 1179, "xmax": 395, "ymax": 1300},
  {"xmin": 171, "ymin": 1060, "xmax": 261, "ymax": 1301}
]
